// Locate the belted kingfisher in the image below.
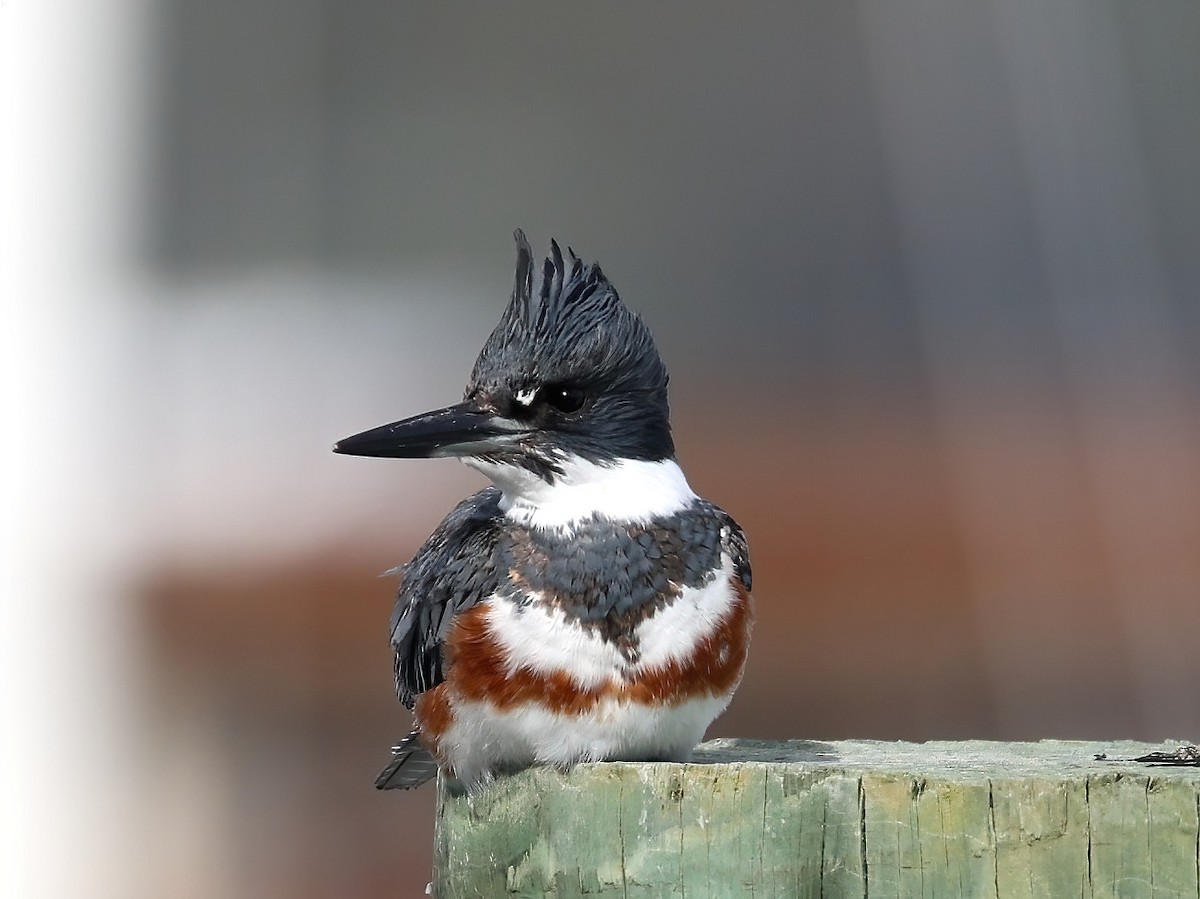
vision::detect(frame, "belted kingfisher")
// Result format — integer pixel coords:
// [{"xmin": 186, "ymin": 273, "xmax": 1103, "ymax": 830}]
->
[{"xmin": 334, "ymin": 232, "xmax": 752, "ymax": 791}]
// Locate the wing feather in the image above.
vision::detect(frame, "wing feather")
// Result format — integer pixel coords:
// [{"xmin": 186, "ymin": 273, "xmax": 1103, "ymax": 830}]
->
[
  {"xmin": 712, "ymin": 505, "xmax": 752, "ymax": 592},
  {"xmin": 389, "ymin": 487, "xmax": 505, "ymax": 708}
]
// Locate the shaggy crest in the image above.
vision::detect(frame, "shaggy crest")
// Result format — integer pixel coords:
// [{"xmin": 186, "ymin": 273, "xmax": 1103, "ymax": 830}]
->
[
  {"xmin": 469, "ymin": 230, "xmax": 668, "ymax": 400},
  {"xmin": 465, "ymin": 230, "xmax": 674, "ymax": 469}
]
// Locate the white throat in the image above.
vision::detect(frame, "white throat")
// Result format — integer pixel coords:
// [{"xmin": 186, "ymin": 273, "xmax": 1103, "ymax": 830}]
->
[{"xmin": 463, "ymin": 456, "xmax": 697, "ymax": 528}]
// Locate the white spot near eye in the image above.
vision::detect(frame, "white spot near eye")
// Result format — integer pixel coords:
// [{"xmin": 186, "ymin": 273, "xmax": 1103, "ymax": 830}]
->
[{"xmin": 515, "ymin": 387, "xmax": 537, "ymax": 407}]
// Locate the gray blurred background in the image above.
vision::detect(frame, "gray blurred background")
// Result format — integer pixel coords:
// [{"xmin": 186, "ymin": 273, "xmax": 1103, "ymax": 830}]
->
[{"xmin": 4, "ymin": 1, "xmax": 1198, "ymax": 896}]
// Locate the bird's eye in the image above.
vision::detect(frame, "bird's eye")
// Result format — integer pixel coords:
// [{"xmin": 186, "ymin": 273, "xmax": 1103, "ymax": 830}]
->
[{"xmin": 542, "ymin": 384, "xmax": 586, "ymax": 414}]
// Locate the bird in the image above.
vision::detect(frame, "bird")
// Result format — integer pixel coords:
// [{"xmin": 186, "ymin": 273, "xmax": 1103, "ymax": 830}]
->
[{"xmin": 334, "ymin": 231, "xmax": 753, "ymax": 792}]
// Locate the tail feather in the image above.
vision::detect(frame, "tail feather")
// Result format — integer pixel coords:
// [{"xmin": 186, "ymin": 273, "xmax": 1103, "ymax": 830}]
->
[{"xmin": 375, "ymin": 731, "xmax": 439, "ymax": 790}]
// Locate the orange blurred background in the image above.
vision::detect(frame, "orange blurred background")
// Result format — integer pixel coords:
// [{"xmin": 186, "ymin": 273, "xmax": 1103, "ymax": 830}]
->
[{"xmin": 4, "ymin": 3, "xmax": 1198, "ymax": 897}]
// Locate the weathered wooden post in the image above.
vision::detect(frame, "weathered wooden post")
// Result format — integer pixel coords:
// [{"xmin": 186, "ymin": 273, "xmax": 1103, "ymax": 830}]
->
[{"xmin": 433, "ymin": 738, "xmax": 1200, "ymax": 898}]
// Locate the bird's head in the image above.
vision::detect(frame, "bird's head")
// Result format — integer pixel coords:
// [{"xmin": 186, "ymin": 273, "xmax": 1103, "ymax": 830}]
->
[{"xmin": 334, "ymin": 231, "xmax": 675, "ymax": 498}]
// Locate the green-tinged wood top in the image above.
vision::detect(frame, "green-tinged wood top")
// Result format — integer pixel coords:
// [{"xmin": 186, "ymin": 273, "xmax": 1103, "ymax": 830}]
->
[
  {"xmin": 433, "ymin": 739, "xmax": 1200, "ymax": 899},
  {"xmin": 689, "ymin": 737, "xmax": 1200, "ymax": 780}
]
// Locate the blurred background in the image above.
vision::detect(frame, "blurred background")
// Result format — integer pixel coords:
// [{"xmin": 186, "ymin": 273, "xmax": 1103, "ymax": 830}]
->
[{"xmin": 3, "ymin": 1, "xmax": 1198, "ymax": 896}]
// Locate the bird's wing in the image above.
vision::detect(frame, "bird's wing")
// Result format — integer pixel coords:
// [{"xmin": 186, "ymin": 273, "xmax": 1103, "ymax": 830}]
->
[
  {"xmin": 715, "ymin": 507, "xmax": 752, "ymax": 592},
  {"xmin": 389, "ymin": 486, "xmax": 505, "ymax": 708}
]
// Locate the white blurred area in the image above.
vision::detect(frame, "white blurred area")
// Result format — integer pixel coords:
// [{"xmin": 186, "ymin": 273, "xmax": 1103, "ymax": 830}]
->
[
  {"xmin": 1, "ymin": 4, "xmax": 474, "ymax": 895},
  {"xmin": 3, "ymin": 3, "xmax": 155, "ymax": 896},
  {"xmin": 3, "ymin": 2, "xmax": 1198, "ymax": 896}
]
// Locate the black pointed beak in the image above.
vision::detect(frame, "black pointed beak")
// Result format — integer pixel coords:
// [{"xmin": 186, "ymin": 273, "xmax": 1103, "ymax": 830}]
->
[{"xmin": 333, "ymin": 402, "xmax": 525, "ymax": 459}]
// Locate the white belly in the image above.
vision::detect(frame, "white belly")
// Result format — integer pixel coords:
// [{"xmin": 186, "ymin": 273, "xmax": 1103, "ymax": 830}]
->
[
  {"xmin": 438, "ymin": 555, "xmax": 745, "ymax": 790},
  {"xmin": 438, "ymin": 692, "xmax": 733, "ymax": 790}
]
